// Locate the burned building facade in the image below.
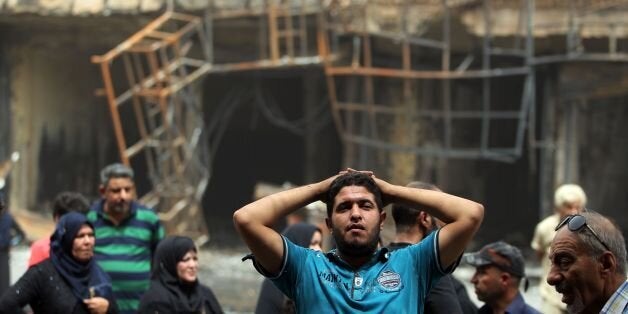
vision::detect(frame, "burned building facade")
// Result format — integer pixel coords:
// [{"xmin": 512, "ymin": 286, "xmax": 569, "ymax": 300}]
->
[{"xmin": 0, "ymin": 0, "xmax": 627, "ymax": 248}]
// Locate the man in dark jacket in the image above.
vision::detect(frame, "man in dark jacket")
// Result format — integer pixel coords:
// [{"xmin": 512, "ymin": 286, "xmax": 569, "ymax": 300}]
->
[
  {"xmin": 0, "ymin": 191, "xmax": 4, "ymax": 214},
  {"xmin": 465, "ymin": 241, "xmax": 540, "ymax": 314},
  {"xmin": 0, "ymin": 192, "xmax": 25, "ymax": 296},
  {"xmin": 388, "ymin": 181, "xmax": 477, "ymax": 314}
]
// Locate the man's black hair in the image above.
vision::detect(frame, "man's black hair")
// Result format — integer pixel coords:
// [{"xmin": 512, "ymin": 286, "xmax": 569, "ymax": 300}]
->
[
  {"xmin": 53, "ymin": 191, "xmax": 90, "ymax": 219},
  {"xmin": 326, "ymin": 172, "xmax": 383, "ymax": 217},
  {"xmin": 392, "ymin": 181, "xmax": 440, "ymax": 232},
  {"xmin": 391, "ymin": 204, "xmax": 420, "ymax": 231}
]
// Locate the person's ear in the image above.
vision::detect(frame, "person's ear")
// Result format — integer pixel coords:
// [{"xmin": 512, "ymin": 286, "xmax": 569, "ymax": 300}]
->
[
  {"xmin": 98, "ymin": 185, "xmax": 106, "ymax": 197},
  {"xmin": 599, "ymin": 251, "xmax": 617, "ymax": 276},
  {"xmin": 418, "ymin": 212, "xmax": 431, "ymax": 229},
  {"xmin": 379, "ymin": 210, "xmax": 386, "ymax": 229},
  {"xmin": 500, "ymin": 272, "xmax": 511, "ymax": 287}
]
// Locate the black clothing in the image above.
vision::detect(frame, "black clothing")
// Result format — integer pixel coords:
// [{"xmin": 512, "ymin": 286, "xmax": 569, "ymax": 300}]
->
[
  {"xmin": 0, "ymin": 212, "xmax": 23, "ymax": 249},
  {"xmin": 451, "ymin": 276, "xmax": 478, "ymax": 314},
  {"xmin": 255, "ymin": 223, "xmax": 319, "ymax": 314},
  {"xmin": 138, "ymin": 236, "xmax": 223, "ymax": 314},
  {"xmin": 0, "ymin": 250, "xmax": 7, "ymax": 298},
  {"xmin": 138, "ymin": 282, "xmax": 222, "ymax": 314},
  {"xmin": 387, "ymin": 241, "xmax": 466, "ymax": 314},
  {"xmin": 425, "ymin": 275, "xmax": 465, "ymax": 314},
  {"xmin": 387, "ymin": 242, "xmax": 413, "ymax": 251},
  {"xmin": 255, "ymin": 278, "xmax": 289, "ymax": 314},
  {"xmin": 0, "ymin": 211, "xmax": 24, "ymax": 296},
  {"xmin": 0, "ymin": 259, "xmax": 118, "ymax": 314},
  {"xmin": 282, "ymin": 223, "xmax": 319, "ymax": 248}
]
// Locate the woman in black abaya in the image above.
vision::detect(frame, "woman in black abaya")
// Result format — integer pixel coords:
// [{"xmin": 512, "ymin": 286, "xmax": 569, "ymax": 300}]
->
[
  {"xmin": 0, "ymin": 212, "xmax": 116, "ymax": 313},
  {"xmin": 254, "ymin": 223, "xmax": 323, "ymax": 314},
  {"xmin": 138, "ymin": 236, "xmax": 223, "ymax": 314}
]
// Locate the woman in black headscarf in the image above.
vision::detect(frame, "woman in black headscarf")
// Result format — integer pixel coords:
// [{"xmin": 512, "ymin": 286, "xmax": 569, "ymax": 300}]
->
[
  {"xmin": 254, "ymin": 222, "xmax": 322, "ymax": 314},
  {"xmin": 138, "ymin": 236, "xmax": 223, "ymax": 314},
  {"xmin": 0, "ymin": 212, "xmax": 116, "ymax": 313}
]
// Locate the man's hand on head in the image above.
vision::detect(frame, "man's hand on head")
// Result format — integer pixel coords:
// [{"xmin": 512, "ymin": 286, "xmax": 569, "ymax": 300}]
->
[
  {"xmin": 319, "ymin": 169, "xmax": 376, "ymax": 204},
  {"xmin": 316, "ymin": 172, "xmax": 344, "ymax": 203},
  {"xmin": 349, "ymin": 172, "xmax": 396, "ymax": 206},
  {"xmin": 376, "ymin": 179, "xmax": 396, "ymax": 207},
  {"xmin": 341, "ymin": 168, "xmax": 374, "ymax": 176}
]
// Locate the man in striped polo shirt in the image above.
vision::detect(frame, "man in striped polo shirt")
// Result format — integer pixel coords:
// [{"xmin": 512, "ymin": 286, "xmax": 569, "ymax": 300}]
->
[{"xmin": 87, "ymin": 163, "xmax": 164, "ymax": 314}]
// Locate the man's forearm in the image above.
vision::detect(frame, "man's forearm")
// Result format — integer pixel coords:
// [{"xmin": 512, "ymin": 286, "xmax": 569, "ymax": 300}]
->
[
  {"xmin": 383, "ymin": 183, "xmax": 481, "ymax": 223},
  {"xmin": 381, "ymin": 180, "xmax": 484, "ymax": 267},
  {"xmin": 233, "ymin": 178, "xmax": 332, "ymax": 274}
]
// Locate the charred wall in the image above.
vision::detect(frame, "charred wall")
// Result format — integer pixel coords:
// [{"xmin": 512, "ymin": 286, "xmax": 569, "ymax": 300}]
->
[
  {"xmin": 578, "ymin": 98, "xmax": 628, "ymax": 234},
  {"xmin": 0, "ymin": 42, "xmax": 10, "ymax": 167},
  {"xmin": 200, "ymin": 69, "xmax": 342, "ymax": 247},
  {"xmin": 557, "ymin": 63, "xmax": 628, "ymax": 241},
  {"xmin": 0, "ymin": 13, "xmax": 343, "ymax": 246},
  {"xmin": 1, "ymin": 16, "xmax": 153, "ymax": 211},
  {"xmin": 1, "ymin": 12, "xmax": 625, "ymax": 250}
]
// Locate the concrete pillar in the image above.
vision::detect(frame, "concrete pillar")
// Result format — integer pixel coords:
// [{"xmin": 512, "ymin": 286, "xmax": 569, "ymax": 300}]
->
[
  {"xmin": 388, "ymin": 80, "xmax": 417, "ymax": 185},
  {"xmin": 0, "ymin": 44, "xmax": 10, "ymax": 162},
  {"xmin": 538, "ymin": 69, "xmax": 558, "ymax": 218},
  {"xmin": 303, "ymin": 69, "xmax": 319, "ymax": 182},
  {"xmin": 8, "ymin": 42, "xmax": 115, "ymax": 212}
]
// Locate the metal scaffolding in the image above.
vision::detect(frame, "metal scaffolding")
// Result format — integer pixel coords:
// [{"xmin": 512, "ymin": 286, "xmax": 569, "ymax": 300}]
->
[
  {"xmin": 91, "ymin": 3, "xmax": 329, "ymax": 241},
  {"xmin": 92, "ymin": 0, "xmax": 628, "ymax": 238},
  {"xmin": 320, "ymin": 0, "xmax": 628, "ymax": 163},
  {"xmin": 92, "ymin": 12, "xmax": 212, "ymax": 243}
]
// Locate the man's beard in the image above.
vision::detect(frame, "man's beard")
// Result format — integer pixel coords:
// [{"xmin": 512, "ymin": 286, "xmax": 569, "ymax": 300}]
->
[
  {"xmin": 556, "ymin": 282, "xmax": 585, "ymax": 314},
  {"xmin": 475, "ymin": 291, "xmax": 488, "ymax": 303},
  {"xmin": 109, "ymin": 202, "xmax": 128, "ymax": 214},
  {"xmin": 333, "ymin": 229, "xmax": 380, "ymax": 257},
  {"xmin": 475, "ymin": 287, "xmax": 500, "ymax": 304},
  {"xmin": 566, "ymin": 298, "xmax": 585, "ymax": 314}
]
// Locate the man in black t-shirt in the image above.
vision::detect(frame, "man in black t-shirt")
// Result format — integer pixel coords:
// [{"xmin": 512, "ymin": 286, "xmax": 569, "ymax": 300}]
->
[{"xmin": 388, "ymin": 181, "xmax": 478, "ymax": 314}]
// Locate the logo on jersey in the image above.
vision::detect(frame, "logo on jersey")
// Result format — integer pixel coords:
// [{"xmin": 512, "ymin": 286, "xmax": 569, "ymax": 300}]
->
[{"xmin": 377, "ymin": 270, "xmax": 401, "ymax": 290}]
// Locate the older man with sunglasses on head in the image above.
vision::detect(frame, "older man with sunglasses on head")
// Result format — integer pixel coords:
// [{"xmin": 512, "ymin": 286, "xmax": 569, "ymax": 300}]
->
[
  {"xmin": 547, "ymin": 211, "xmax": 627, "ymax": 314},
  {"xmin": 531, "ymin": 183, "xmax": 587, "ymax": 314}
]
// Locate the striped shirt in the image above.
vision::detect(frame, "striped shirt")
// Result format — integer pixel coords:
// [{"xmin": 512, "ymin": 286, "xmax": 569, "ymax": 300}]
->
[
  {"xmin": 87, "ymin": 200, "xmax": 164, "ymax": 314},
  {"xmin": 601, "ymin": 280, "xmax": 628, "ymax": 314}
]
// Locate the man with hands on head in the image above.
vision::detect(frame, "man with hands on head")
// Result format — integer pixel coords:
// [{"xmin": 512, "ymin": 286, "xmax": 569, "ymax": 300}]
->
[{"xmin": 234, "ymin": 169, "xmax": 484, "ymax": 313}]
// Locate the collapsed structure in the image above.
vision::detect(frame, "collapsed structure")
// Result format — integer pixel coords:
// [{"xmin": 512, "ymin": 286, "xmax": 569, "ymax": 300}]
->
[{"xmin": 1, "ymin": 0, "xmax": 627, "ymax": 245}]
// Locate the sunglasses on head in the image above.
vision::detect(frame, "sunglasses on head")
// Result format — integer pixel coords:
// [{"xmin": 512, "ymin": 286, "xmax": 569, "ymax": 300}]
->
[{"xmin": 555, "ymin": 214, "xmax": 610, "ymax": 251}]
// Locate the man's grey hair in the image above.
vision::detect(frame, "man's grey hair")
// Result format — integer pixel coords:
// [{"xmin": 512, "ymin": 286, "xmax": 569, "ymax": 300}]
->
[
  {"xmin": 100, "ymin": 163, "xmax": 134, "ymax": 186},
  {"xmin": 554, "ymin": 184, "xmax": 587, "ymax": 208},
  {"xmin": 577, "ymin": 211, "xmax": 627, "ymax": 276}
]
